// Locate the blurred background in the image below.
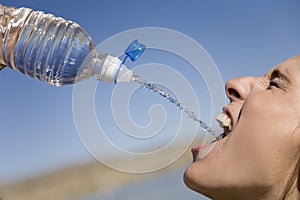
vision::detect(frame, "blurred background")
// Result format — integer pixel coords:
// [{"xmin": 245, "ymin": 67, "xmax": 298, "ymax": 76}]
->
[{"xmin": 0, "ymin": 0, "xmax": 300, "ymax": 199}]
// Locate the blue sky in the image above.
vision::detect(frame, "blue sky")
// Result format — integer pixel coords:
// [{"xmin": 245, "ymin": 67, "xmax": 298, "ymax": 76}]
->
[{"xmin": 0, "ymin": 1, "xmax": 300, "ymax": 197}]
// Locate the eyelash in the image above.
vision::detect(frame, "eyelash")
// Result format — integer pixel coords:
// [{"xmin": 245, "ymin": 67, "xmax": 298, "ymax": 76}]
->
[{"xmin": 267, "ymin": 81, "xmax": 279, "ymax": 89}]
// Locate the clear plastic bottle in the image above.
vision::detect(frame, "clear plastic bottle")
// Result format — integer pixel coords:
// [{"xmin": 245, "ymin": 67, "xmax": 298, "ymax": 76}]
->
[{"xmin": 0, "ymin": 5, "xmax": 145, "ymax": 86}]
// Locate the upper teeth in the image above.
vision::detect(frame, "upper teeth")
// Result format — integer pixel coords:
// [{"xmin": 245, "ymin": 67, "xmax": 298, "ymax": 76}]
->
[{"xmin": 216, "ymin": 113, "xmax": 232, "ymax": 131}]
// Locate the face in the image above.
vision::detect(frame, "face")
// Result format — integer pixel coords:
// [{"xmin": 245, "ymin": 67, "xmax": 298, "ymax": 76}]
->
[{"xmin": 184, "ymin": 54, "xmax": 300, "ymax": 200}]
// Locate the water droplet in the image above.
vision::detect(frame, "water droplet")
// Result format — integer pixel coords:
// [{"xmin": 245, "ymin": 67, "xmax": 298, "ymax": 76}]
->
[{"xmin": 132, "ymin": 74, "xmax": 218, "ymax": 138}]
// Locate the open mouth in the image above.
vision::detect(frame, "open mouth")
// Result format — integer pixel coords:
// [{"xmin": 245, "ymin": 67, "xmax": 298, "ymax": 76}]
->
[
  {"xmin": 191, "ymin": 111, "xmax": 233, "ymax": 160},
  {"xmin": 215, "ymin": 112, "xmax": 233, "ymax": 140},
  {"xmin": 191, "ymin": 111, "xmax": 234, "ymax": 160}
]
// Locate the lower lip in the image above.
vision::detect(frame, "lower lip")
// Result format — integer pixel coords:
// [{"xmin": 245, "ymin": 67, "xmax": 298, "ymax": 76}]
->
[{"xmin": 192, "ymin": 142, "xmax": 216, "ymax": 161}]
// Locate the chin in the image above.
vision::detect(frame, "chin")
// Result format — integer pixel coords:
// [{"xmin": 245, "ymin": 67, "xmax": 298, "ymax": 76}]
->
[
  {"xmin": 183, "ymin": 163, "xmax": 214, "ymax": 198},
  {"xmin": 183, "ymin": 170, "xmax": 206, "ymax": 195}
]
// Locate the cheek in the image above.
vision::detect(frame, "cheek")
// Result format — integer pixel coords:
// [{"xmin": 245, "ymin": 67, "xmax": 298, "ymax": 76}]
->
[
  {"xmin": 241, "ymin": 92, "xmax": 297, "ymax": 135},
  {"xmin": 235, "ymin": 93, "xmax": 299, "ymax": 170}
]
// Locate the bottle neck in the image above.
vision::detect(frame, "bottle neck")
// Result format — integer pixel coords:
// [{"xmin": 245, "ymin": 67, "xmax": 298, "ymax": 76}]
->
[{"xmin": 95, "ymin": 54, "xmax": 133, "ymax": 84}]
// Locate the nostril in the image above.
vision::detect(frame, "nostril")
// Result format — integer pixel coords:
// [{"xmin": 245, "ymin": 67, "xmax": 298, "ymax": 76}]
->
[{"xmin": 228, "ymin": 88, "xmax": 241, "ymax": 99}]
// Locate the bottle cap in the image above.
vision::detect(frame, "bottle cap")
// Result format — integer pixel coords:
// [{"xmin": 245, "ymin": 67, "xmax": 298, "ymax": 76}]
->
[
  {"xmin": 96, "ymin": 40, "xmax": 146, "ymax": 84},
  {"xmin": 124, "ymin": 39, "xmax": 146, "ymax": 62},
  {"xmin": 97, "ymin": 55, "xmax": 133, "ymax": 83}
]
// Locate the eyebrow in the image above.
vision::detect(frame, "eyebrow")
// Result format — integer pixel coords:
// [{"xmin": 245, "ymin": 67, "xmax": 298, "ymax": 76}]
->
[{"xmin": 270, "ymin": 69, "xmax": 291, "ymax": 84}]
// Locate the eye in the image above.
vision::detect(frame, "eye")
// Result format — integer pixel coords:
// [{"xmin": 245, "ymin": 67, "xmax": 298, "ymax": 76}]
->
[{"xmin": 267, "ymin": 81, "xmax": 279, "ymax": 90}]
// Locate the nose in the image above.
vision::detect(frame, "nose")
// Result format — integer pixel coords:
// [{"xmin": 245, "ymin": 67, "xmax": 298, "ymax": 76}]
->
[{"xmin": 225, "ymin": 77, "xmax": 252, "ymax": 102}]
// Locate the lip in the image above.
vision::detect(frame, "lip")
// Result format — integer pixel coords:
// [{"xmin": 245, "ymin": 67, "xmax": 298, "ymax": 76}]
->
[
  {"xmin": 191, "ymin": 142, "xmax": 216, "ymax": 161},
  {"xmin": 190, "ymin": 106, "xmax": 235, "ymax": 162},
  {"xmin": 223, "ymin": 106, "xmax": 235, "ymax": 128}
]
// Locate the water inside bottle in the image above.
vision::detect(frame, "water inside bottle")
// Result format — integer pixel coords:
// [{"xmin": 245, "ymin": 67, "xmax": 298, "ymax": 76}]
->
[{"xmin": 132, "ymin": 74, "xmax": 219, "ymax": 139}]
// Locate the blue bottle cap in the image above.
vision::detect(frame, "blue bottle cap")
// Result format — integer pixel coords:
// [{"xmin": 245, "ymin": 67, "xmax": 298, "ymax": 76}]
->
[{"xmin": 124, "ymin": 39, "xmax": 146, "ymax": 62}]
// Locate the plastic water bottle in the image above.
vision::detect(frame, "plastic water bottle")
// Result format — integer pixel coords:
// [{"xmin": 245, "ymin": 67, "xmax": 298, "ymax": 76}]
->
[
  {"xmin": 0, "ymin": 5, "xmax": 145, "ymax": 86},
  {"xmin": 0, "ymin": 5, "xmax": 219, "ymax": 139}
]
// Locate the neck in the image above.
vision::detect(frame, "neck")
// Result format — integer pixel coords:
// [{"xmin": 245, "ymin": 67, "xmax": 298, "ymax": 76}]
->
[
  {"xmin": 280, "ymin": 160, "xmax": 300, "ymax": 200},
  {"xmin": 210, "ymin": 178, "xmax": 300, "ymax": 200},
  {"xmin": 281, "ymin": 176, "xmax": 299, "ymax": 200}
]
